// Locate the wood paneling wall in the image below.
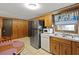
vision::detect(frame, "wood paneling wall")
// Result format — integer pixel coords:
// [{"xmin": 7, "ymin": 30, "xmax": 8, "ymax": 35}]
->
[
  {"xmin": 0, "ymin": 17, "xmax": 3, "ymax": 28},
  {"xmin": 0, "ymin": 17, "xmax": 3, "ymax": 41},
  {"xmin": 12, "ymin": 19, "xmax": 28, "ymax": 39},
  {"xmin": 0, "ymin": 17, "xmax": 28, "ymax": 41}
]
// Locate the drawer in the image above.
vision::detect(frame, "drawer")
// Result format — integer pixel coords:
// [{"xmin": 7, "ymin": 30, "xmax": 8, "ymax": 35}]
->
[
  {"xmin": 50, "ymin": 37, "xmax": 71, "ymax": 45},
  {"xmin": 75, "ymin": 42, "xmax": 79, "ymax": 47},
  {"xmin": 51, "ymin": 37, "xmax": 60, "ymax": 41},
  {"xmin": 59, "ymin": 38, "xmax": 72, "ymax": 45}
]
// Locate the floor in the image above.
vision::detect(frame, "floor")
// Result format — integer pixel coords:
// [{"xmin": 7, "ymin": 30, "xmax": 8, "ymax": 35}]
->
[{"xmin": 13, "ymin": 37, "xmax": 51, "ymax": 55}]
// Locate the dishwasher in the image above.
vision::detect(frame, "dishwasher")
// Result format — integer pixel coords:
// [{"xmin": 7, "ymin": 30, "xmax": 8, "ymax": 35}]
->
[{"xmin": 41, "ymin": 33, "xmax": 50, "ymax": 52}]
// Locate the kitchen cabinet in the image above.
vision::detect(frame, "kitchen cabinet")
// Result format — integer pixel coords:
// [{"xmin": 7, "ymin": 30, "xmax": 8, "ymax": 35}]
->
[
  {"xmin": 50, "ymin": 37, "xmax": 72, "ymax": 55},
  {"xmin": 44, "ymin": 14, "xmax": 53, "ymax": 27},
  {"xmin": 50, "ymin": 37, "xmax": 60, "ymax": 54},
  {"xmin": 60, "ymin": 43, "xmax": 71, "ymax": 55},
  {"xmin": 59, "ymin": 38, "xmax": 72, "ymax": 55},
  {"xmin": 72, "ymin": 42, "xmax": 79, "ymax": 55},
  {"xmin": 35, "ymin": 13, "xmax": 53, "ymax": 27}
]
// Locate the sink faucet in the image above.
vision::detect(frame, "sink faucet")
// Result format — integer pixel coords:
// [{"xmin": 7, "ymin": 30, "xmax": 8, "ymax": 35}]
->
[
  {"xmin": 62, "ymin": 33, "xmax": 73, "ymax": 38},
  {"xmin": 61, "ymin": 32, "xmax": 65, "ymax": 37}
]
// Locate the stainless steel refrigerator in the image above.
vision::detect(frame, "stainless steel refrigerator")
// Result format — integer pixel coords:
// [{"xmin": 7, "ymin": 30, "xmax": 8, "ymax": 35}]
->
[{"xmin": 29, "ymin": 20, "xmax": 44, "ymax": 49}]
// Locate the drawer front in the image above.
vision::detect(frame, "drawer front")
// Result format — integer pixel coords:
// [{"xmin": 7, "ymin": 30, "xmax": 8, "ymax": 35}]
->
[
  {"xmin": 76, "ymin": 42, "xmax": 79, "ymax": 47},
  {"xmin": 50, "ymin": 37, "xmax": 71, "ymax": 45},
  {"xmin": 59, "ymin": 39, "xmax": 72, "ymax": 45},
  {"xmin": 50, "ymin": 37, "xmax": 60, "ymax": 42}
]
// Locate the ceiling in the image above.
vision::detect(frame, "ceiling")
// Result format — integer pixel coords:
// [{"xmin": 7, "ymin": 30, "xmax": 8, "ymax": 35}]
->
[{"xmin": 0, "ymin": 3, "xmax": 74, "ymax": 19}]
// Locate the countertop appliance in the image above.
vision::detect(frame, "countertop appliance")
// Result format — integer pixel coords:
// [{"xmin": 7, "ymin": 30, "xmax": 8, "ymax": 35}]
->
[
  {"xmin": 29, "ymin": 20, "xmax": 44, "ymax": 49},
  {"xmin": 43, "ymin": 28, "xmax": 53, "ymax": 34}
]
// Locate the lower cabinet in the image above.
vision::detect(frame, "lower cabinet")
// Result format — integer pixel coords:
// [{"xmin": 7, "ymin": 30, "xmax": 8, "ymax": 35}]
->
[
  {"xmin": 60, "ymin": 43, "xmax": 71, "ymax": 55},
  {"xmin": 72, "ymin": 42, "xmax": 79, "ymax": 55},
  {"xmin": 50, "ymin": 39, "xmax": 60, "ymax": 54},
  {"xmin": 50, "ymin": 37, "xmax": 72, "ymax": 55}
]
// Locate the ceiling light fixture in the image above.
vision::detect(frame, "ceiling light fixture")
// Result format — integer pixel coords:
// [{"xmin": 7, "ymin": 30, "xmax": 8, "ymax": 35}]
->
[{"xmin": 24, "ymin": 3, "xmax": 40, "ymax": 10}]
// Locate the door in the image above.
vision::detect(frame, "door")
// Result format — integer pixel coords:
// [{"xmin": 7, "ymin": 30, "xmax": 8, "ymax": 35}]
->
[
  {"xmin": 60, "ymin": 43, "xmax": 71, "ymax": 55},
  {"xmin": 30, "ymin": 20, "xmax": 41, "ymax": 49},
  {"xmin": 2, "ymin": 18, "xmax": 12, "ymax": 39},
  {"xmin": 72, "ymin": 42, "xmax": 79, "ymax": 55},
  {"xmin": 32, "ymin": 21, "xmax": 40, "ymax": 49},
  {"xmin": 28, "ymin": 21, "xmax": 33, "ymax": 37},
  {"xmin": 50, "ymin": 39, "xmax": 60, "ymax": 55}
]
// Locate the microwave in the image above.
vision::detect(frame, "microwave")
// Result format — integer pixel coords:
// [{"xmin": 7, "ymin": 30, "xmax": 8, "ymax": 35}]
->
[{"xmin": 43, "ymin": 28, "xmax": 53, "ymax": 33}]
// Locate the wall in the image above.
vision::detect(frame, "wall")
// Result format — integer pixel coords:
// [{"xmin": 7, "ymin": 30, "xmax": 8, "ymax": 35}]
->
[
  {"xmin": 0, "ymin": 17, "xmax": 29, "ymax": 41},
  {"xmin": 11, "ymin": 19, "xmax": 28, "ymax": 39}
]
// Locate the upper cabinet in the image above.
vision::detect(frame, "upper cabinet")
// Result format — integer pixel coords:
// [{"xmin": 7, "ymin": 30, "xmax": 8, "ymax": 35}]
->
[
  {"xmin": 35, "ymin": 13, "xmax": 53, "ymax": 27},
  {"xmin": 44, "ymin": 14, "xmax": 53, "ymax": 27}
]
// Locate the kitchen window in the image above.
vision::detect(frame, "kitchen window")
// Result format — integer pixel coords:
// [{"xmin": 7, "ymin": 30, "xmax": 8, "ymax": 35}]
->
[{"xmin": 55, "ymin": 24, "xmax": 78, "ymax": 33}]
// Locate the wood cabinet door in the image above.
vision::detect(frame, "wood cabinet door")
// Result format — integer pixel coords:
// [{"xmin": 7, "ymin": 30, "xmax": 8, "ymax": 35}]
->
[
  {"xmin": 60, "ymin": 43, "xmax": 71, "ymax": 55},
  {"xmin": 50, "ymin": 38, "xmax": 60, "ymax": 55},
  {"xmin": 76, "ymin": 47, "xmax": 79, "ymax": 54},
  {"xmin": 72, "ymin": 42, "xmax": 79, "ymax": 55},
  {"xmin": 44, "ymin": 15, "xmax": 52, "ymax": 27}
]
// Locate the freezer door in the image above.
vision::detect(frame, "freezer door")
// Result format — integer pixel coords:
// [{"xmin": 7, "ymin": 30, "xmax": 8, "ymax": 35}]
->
[{"xmin": 30, "ymin": 20, "xmax": 41, "ymax": 49}]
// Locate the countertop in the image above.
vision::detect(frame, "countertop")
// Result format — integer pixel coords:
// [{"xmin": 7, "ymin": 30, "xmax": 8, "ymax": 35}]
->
[{"xmin": 41, "ymin": 33, "xmax": 79, "ymax": 42}]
